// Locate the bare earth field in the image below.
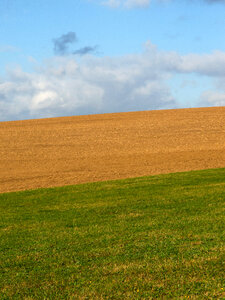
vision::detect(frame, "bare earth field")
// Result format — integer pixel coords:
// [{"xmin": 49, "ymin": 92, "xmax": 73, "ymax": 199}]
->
[{"xmin": 0, "ymin": 106, "xmax": 225, "ymax": 193}]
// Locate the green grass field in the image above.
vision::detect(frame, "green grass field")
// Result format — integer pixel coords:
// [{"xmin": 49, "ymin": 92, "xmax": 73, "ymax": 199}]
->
[{"xmin": 0, "ymin": 168, "xmax": 225, "ymax": 299}]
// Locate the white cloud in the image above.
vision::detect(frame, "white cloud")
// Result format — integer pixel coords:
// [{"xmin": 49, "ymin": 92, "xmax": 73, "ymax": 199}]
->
[
  {"xmin": 102, "ymin": 0, "xmax": 121, "ymax": 8},
  {"xmin": 179, "ymin": 51, "xmax": 225, "ymax": 77},
  {"xmin": 99, "ymin": 0, "xmax": 225, "ymax": 9},
  {"xmin": 102, "ymin": 0, "xmax": 151, "ymax": 8},
  {"xmin": 0, "ymin": 42, "xmax": 225, "ymax": 121},
  {"xmin": 200, "ymin": 90, "xmax": 225, "ymax": 106},
  {"xmin": 0, "ymin": 45, "xmax": 18, "ymax": 53},
  {"xmin": 124, "ymin": 0, "xmax": 151, "ymax": 8}
]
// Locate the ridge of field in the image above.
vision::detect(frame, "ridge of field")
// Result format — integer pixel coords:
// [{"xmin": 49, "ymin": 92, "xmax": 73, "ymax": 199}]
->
[
  {"xmin": 0, "ymin": 168, "xmax": 225, "ymax": 298},
  {"xmin": 1, "ymin": 106, "xmax": 225, "ymax": 193}
]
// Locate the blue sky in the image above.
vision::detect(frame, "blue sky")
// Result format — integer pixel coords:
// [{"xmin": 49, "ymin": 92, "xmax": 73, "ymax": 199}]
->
[{"xmin": 0, "ymin": 0, "xmax": 225, "ymax": 121}]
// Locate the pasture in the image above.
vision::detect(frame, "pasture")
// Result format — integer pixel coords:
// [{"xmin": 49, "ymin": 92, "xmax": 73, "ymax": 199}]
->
[{"xmin": 1, "ymin": 168, "xmax": 225, "ymax": 298}]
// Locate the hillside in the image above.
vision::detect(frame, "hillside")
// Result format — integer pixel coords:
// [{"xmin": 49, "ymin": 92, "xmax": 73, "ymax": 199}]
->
[
  {"xmin": 1, "ymin": 106, "xmax": 225, "ymax": 193},
  {"xmin": 1, "ymin": 169, "xmax": 225, "ymax": 298}
]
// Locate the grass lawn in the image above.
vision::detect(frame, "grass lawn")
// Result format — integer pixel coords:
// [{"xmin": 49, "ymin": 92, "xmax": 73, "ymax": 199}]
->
[{"xmin": 0, "ymin": 168, "xmax": 225, "ymax": 299}]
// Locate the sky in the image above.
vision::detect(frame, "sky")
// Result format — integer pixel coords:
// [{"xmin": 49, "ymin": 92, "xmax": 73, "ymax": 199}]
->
[{"xmin": 0, "ymin": 0, "xmax": 225, "ymax": 121}]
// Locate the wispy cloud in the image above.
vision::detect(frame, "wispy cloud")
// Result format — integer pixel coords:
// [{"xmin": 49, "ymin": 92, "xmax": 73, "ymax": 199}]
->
[
  {"xmin": 205, "ymin": 0, "xmax": 225, "ymax": 3},
  {"xmin": 102, "ymin": 0, "xmax": 151, "ymax": 8},
  {"xmin": 73, "ymin": 46, "xmax": 98, "ymax": 56},
  {"xmin": 100, "ymin": 0, "xmax": 225, "ymax": 9},
  {"xmin": 0, "ymin": 45, "xmax": 18, "ymax": 53}
]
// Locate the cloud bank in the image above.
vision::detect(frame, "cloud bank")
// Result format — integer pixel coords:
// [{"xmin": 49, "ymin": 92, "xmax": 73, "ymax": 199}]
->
[{"xmin": 0, "ymin": 42, "xmax": 225, "ymax": 121}]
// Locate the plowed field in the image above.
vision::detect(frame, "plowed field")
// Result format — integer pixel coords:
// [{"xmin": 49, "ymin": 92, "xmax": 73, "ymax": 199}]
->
[{"xmin": 1, "ymin": 107, "xmax": 225, "ymax": 193}]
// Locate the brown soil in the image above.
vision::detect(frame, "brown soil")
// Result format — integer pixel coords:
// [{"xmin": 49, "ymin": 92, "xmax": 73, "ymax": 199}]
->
[{"xmin": 1, "ymin": 107, "xmax": 225, "ymax": 193}]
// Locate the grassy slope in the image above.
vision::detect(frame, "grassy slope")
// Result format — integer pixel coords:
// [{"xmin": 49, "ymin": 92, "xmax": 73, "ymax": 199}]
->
[{"xmin": 0, "ymin": 168, "xmax": 225, "ymax": 299}]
